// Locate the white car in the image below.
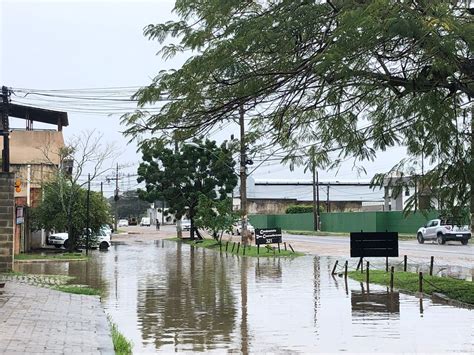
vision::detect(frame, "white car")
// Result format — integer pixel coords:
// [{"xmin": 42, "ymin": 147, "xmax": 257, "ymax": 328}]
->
[
  {"xmin": 47, "ymin": 230, "xmax": 111, "ymax": 250},
  {"xmin": 140, "ymin": 217, "xmax": 151, "ymax": 226},
  {"xmin": 417, "ymin": 219, "xmax": 471, "ymax": 245},
  {"xmin": 118, "ymin": 219, "xmax": 129, "ymax": 227},
  {"xmin": 232, "ymin": 221, "xmax": 255, "ymax": 236}
]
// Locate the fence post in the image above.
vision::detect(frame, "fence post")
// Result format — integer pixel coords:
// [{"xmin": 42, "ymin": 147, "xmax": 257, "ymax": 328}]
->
[
  {"xmin": 366, "ymin": 261, "xmax": 370, "ymax": 284},
  {"xmin": 331, "ymin": 260, "xmax": 339, "ymax": 275},
  {"xmin": 344, "ymin": 260, "xmax": 348, "ymax": 279},
  {"xmin": 419, "ymin": 272, "xmax": 423, "ymax": 293},
  {"xmin": 390, "ymin": 266, "xmax": 394, "ymax": 292},
  {"xmin": 385, "ymin": 256, "xmax": 388, "ymax": 272},
  {"xmin": 404, "ymin": 255, "xmax": 407, "ymax": 272},
  {"xmin": 278, "ymin": 243, "xmax": 281, "ymax": 253},
  {"xmin": 257, "ymin": 244, "xmax": 260, "ymax": 255},
  {"xmin": 289, "ymin": 244, "xmax": 295, "ymax": 253},
  {"xmin": 429, "ymin": 256, "xmax": 434, "ymax": 276},
  {"xmin": 225, "ymin": 241, "xmax": 229, "ymax": 252},
  {"xmin": 231, "ymin": 242, "xmax": 236, "ymax": 253},
  {"xmin": 236, "ymin": 242, "xmax": 240, "ymax": 254},
  {"xmin": 243, "ymin": 245, "xmax": 246, "ymax": 256},
  {"xmin": 284, "ymin": 242, "xmax": 287, "ymax": 251}
]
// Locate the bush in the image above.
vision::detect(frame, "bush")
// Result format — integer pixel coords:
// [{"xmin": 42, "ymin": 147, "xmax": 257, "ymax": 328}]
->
[{"xmin": 285, "ymin": 205, "xmax": 313, "ymax": 214}]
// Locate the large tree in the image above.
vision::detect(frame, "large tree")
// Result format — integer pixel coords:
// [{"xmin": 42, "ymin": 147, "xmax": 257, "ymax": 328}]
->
[
  {"xmin": 137, "ymin": 139, "xmax": 238, "ymax": 239},
  {"xmin": 123, "ymin": 0, "xmax": 473, "ymax": 228}
]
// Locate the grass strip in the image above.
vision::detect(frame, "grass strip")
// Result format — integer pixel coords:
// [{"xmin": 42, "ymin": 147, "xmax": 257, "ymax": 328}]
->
[
  {"xmin": 54, "ymin": 285, "xmax": 101, "ymax": 296},
  {"xmin": 171, "ymin": 237, "xmax": 304, "ymax": 257},
  {"xmin": 109, "ymin": 318, "xmax": 133, "ymax": 355},
  {"xmin": 348, "ymin": 270, "xmax": 474, "ymax": 305},
  {"xmin": 15, "ymin": 253, "xmax": 88, "ymax": 261}
]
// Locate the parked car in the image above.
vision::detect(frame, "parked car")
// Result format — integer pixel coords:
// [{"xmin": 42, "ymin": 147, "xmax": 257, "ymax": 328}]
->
[
  {"xmin": 128, "ymin": 217, "xmax": 138, "ymax": 226},
  {"xmin": 140, "ymin": 217, "xmax": 151, "ymax": 226},
  {"xmin": 47, "ymin": 229, "xmax": 111, "ymax": 250},
  {"xmin": 232, "ymin": 221, "xmax": 255, "ymax": 236},
  {"xmin": 118, "ymin": 219, "xmax": 129, "ymax": 227},
  {"xmin": 101, "ymin": 224, "xmax": 112, "ymax": 236},
  {"xmin": 417, "ymin": 219, "xmax": 471, "ymax": 245},
  {"xmin": 181, "ymin": 219, "xmax": 191, "ymax": 231}
]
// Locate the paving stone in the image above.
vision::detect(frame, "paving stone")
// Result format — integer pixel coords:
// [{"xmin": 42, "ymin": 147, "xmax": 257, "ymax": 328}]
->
[{"xmin": 0, "ymin": 281, "xmax": 114, "ymax": 354}]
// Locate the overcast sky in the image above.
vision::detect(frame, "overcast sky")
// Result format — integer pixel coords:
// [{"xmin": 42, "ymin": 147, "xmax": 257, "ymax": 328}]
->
[{"xmin": 1, "ymin": 0, "xmax": 408, "ymax": 195}]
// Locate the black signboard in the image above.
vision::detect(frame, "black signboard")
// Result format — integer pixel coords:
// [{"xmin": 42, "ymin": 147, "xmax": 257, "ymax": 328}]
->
[
  {"xmin": 255, "ymin": 228, "xmax": 282, "ymax": 245},
  {"xmin": 350, "ymin": 232, "xmax": 399, "ymax": 257}
]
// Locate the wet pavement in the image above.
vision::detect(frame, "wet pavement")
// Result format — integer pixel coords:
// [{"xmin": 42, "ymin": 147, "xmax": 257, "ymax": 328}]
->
[
  {"xmin": 0, "ymin": 281, "xmax": 113, "ymax": 354},
  {"xmin": 15, "ymin": 237, "xmax": 474, "ymax": 354}
]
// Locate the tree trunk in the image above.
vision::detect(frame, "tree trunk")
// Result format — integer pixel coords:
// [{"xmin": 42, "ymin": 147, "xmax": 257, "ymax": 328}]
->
[{"xmin": 176, "ymin": 219, "xmax": 182, "ymax": 239}]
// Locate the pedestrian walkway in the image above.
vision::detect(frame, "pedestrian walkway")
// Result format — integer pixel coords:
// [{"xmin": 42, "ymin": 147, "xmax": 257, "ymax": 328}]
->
[{"xmin": 0, "ymin": 281, "xmax": 114, "ymax": 354}]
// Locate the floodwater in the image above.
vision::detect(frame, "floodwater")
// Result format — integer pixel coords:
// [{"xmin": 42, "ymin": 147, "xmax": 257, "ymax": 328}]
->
[{"xmin": 16, "ymin": 241, "xmax": 474, "ymax": 353}]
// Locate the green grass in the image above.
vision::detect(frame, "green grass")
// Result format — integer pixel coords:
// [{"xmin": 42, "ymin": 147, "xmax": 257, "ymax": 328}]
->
[
  {"xmin": 348, "ymin": 270, "xmax": 474, "ymax": 305},
  {"xmin": 109, "ymin": 319, "xmax": 133, "ymax": 355},
  {"xmin": 172, "ymin": 237, "xmax": 304, "ymax": 257},
  {"xmin": 54, "ymin": 285, "xmax": 101, "ymax": 296},
  {"xmin": 15, "ymin": 252, "xmax": 88, "ymax": 261}
]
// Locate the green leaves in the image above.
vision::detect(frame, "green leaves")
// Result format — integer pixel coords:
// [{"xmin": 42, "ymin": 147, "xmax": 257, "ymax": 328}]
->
[
  {"xmin": 123, "ymin": 0, "xmax": 472, "ymax": 223},
  {"xmin": 137, "ymin": 138, "xmax": 238, "ymax": 221}
]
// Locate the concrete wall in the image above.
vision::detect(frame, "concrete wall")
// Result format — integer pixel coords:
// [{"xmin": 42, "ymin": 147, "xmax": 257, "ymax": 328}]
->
[{"xmin": 0, "ymin": 173, "xmax": 14, "ymax": 272}]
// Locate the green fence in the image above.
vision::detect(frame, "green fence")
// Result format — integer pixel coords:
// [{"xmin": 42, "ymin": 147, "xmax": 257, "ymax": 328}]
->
[{"xmin": 250, "ymin": 211, "xmax": 439, "ymax": 234}]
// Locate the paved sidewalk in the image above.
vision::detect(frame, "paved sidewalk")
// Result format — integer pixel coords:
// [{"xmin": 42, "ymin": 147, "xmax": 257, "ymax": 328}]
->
[{"xmin": 0, "ymin": 281, "xmax": 114, "ymax": 354}]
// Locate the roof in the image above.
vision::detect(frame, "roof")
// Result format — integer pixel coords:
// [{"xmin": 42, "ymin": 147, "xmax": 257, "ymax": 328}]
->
[
  {"xmin": 0, "ymin": 130, "xmax": 65, "ymax": 165},
  {"xmin": 8, "ymin": 103, "xmax": 69, "ymax": 127}
]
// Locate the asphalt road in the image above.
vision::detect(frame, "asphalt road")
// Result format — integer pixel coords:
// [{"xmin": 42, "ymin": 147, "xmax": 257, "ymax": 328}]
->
[
  {"xmin": 118, "ymin": 225, "xmax": 473, "ymax": 272},
  {"xmin": 282, "ymin": 232, "xmax": 474, "ymax": 272}
]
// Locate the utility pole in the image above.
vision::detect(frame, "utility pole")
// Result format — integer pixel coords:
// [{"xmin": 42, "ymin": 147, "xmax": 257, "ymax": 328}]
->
[
  {"xmin": 239, "ymin": 104, "xmax": 249, "ymax": 246},
  {"xmin": 1, "ymin": 86, "xmax": 10, "ymax": 172},
  {"xmin": 312, "ymin": 165, "xmax": 320, "ymax": 231},
  {"xmin": 114, "ymin": 163, "xmax": 119, "ymax": 232},
  {"xmin": 86, "ymin": 174, "xmax": 90, "ymax": 255},
  {"xmin": 106, "ymin": 164, "xmax": 121, "ymax": 232},
  {"xmin": 100, "ymin": 181, "xmax": 103, "ymax": 197}
]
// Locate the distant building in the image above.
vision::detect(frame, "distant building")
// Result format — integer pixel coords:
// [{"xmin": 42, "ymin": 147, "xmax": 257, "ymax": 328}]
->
[{"xmin": 233, "ymin": 178, "xmax": 386, "ymax": 214}]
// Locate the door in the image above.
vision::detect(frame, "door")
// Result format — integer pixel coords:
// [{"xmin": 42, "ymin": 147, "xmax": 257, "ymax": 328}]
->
[{"xmin": 424, "ymin": 220, "xmax": 439, "ymax": 239}]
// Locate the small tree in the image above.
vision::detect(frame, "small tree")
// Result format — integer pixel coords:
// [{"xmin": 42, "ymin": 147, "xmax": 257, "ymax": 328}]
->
[
  {"xmin": 137, "ymin": 138, "xmax": 238, "ymax": 239},
  {"xmin": 194, "ymin": 195, "xmax": 238, "ymax": 242},
  {"xmin": 32, "ymin": 178, "xmax": 111, "ymax": 247},
  {"xmin": 39, "ymin": 130, "xmax": 117, "ymax": 251}
]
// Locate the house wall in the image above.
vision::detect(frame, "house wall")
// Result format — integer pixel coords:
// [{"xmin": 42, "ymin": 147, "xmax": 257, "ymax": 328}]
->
[{"xmin": 0, "ymin": 173, "xmax": 14, "ymax": 272}]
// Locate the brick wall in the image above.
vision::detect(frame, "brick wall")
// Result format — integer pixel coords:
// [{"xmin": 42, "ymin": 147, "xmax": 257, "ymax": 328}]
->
[{"xmin": 0, "ymin": 173, "xmax": 14, "ymax": 272}]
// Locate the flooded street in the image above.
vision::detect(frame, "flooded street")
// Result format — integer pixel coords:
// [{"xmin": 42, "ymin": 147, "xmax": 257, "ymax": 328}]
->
[{"xmin": 16, "ymin": 240, "xmax": 474, "ymax": 353}]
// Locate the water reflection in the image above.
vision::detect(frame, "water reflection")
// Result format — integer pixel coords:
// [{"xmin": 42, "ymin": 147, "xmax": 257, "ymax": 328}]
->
[
  {"xmin": 13, "ymin": 241, "xmax": 474, "ymax": 353},
  {"xmin": 136, "ymin": 242, "xmax": 237, "ymax": 352},
  {"xmin": 351, "ymin": 289, "xmax": 400, "ymax": 314}
]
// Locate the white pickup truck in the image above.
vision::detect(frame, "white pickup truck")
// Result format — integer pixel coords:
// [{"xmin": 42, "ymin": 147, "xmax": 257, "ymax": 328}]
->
[{"xmin": 417, "ymin": 219, "xmax": 471, "ymax": 245}]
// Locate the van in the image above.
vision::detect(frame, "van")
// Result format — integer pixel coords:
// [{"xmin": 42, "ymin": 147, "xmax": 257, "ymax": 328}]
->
[{"xmin": 140, "ymin": 217, "xmax": 151, "ymax": 226}]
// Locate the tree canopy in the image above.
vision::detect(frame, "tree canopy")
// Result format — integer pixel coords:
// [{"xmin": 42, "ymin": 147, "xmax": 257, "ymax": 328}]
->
[
  {"xmin": 137, "ymin": 139, "xmax": 238, "ymax": 238},
  {"xmin": 108, "ymin": 190, "xmax": 151, "ymax": 219},
  {"xmin": 123, "ymin": 0, "xmax": 473, "ymax": 225}
]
